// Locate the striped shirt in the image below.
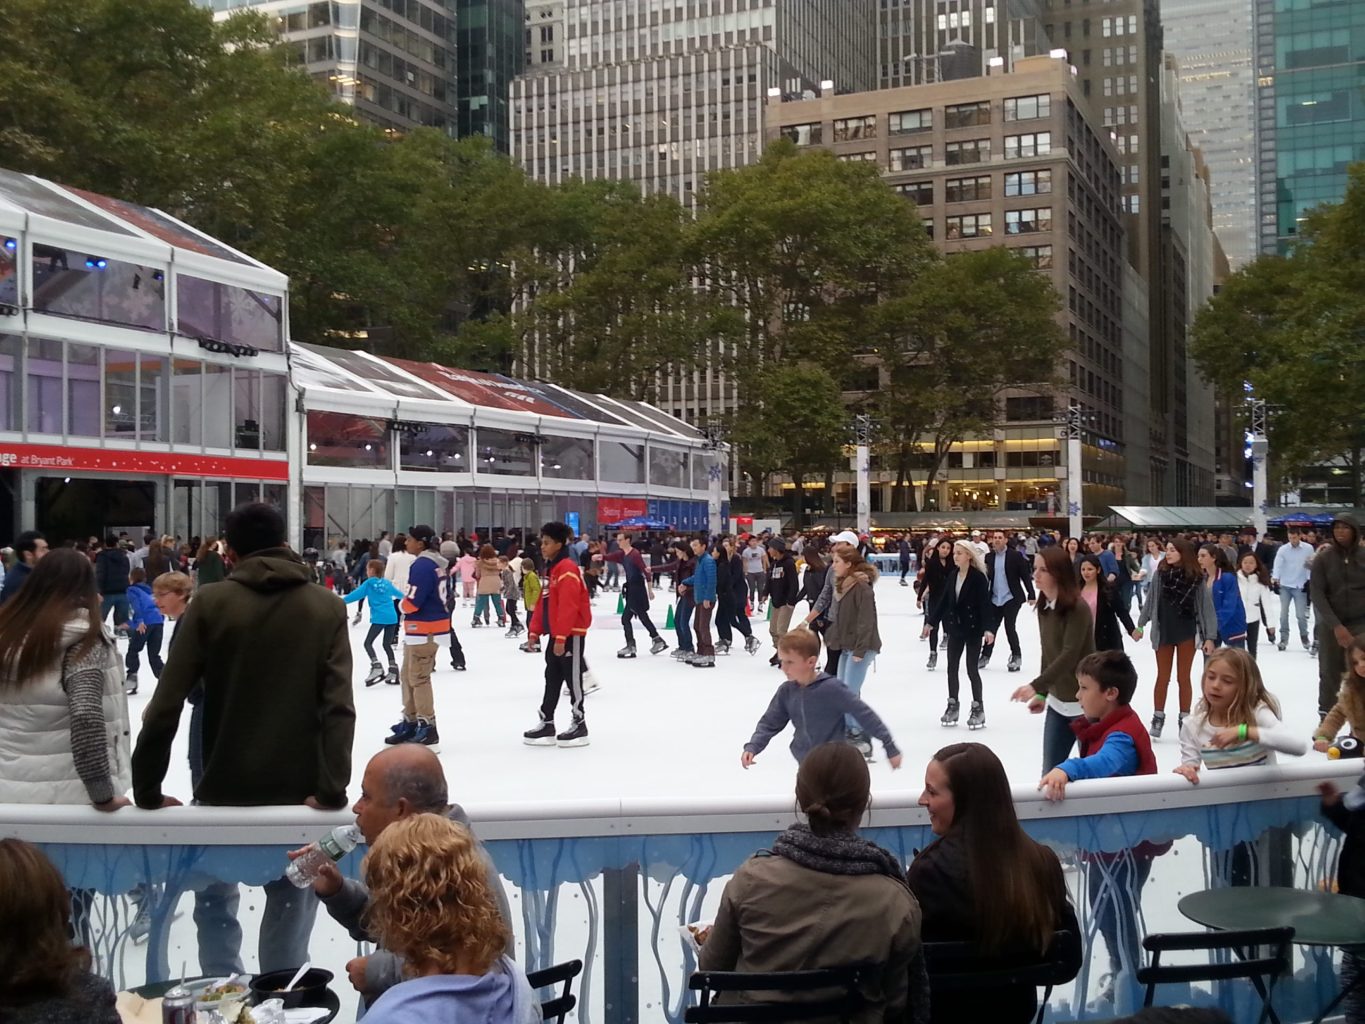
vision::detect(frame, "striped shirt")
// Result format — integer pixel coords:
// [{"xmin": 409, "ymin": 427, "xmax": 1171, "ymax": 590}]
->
[{"xmin": 1179, "ymin": 704, "xmax": 1307, "ymax": 771}]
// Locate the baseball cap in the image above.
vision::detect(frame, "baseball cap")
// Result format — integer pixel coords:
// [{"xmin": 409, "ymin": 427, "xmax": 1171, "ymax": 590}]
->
[
  {"xmin": 830, "ymin": 530, "xmax": 859, "ymax": 546},
  {"xmin": 409, "ymin": 524, "xmax": 436, "ymax": 543}
]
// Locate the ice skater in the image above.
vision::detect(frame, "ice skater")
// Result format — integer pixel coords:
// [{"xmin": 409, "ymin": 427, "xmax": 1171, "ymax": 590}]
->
[
  {"xmin": 600, "ymin": 531, "xmax": 667, "ymax": 658},
  {"xmin": 344, "ymin": 559, "xmax": 405, "ymax": 686},
  {"xmin": 522, "ymin": 522, "xmax": 592, "ymax": 748}
]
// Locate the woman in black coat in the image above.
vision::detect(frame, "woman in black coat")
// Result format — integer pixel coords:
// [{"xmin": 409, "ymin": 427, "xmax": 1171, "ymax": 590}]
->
[
  {"xmin": 917, "ymin": 538, "xmax": 955, "ymax": 671},
  {"xmin": 1079, "ymin": 554, "xmax": 1139, "ymax": 652},
  {"xmin": 923, "ymin": 541, "xmax": 993, "ymax": 729},
  {"xmin": 721, "ymin": 538, "xmax": 757, "ymax": 654}
]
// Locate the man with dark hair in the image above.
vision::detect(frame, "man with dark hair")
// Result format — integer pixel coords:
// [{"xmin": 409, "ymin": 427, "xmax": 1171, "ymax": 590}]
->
[
  {"xmin": 980, "ymin": 529, "xmax": 1036, "ymax": 673},
  {"xmin": 386, "ymin": 525, "xmax": 449, "ymax": 751},
  {"xmin": 1312, "ymin": 514, "xmax": 1365, "ymax": 718},
  {"xmin": 601, "ymin": 532, "xmax": 667, "ymax": 658},
  {"xmin": 94, "ymin": 531, "xmax": 132, "ymax": 630},
  {"xmin": 132, "ymin": 501, "xmax": 355, "ymax": 973},
  {"xmin": 0, "ymin": 530, "xmax": 48, "ymax": 604},
  {"xmin": 298, "ymin": 745, "xmax": 513, "ymax": 1005},
  {"xmin": 524, "ymin": 521, "xmax": 593, "ymax": 747}
]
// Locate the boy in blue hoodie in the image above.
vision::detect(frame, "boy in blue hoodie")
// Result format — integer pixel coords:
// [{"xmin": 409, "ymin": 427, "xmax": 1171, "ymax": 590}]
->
[
  {"xmin": 682, "ymin": 537, "xmax": 718, "ymax": 668},
  {"xmin": 742, "ymin": 629, "xmax": 902, "ymax": 768},
  {"xmin": 346, "ymin": 558, "xmax": 407, "ymax": 687},
  {"xmin": 124, "ymin": 566, "xmax": 164, "ymax": 695}
]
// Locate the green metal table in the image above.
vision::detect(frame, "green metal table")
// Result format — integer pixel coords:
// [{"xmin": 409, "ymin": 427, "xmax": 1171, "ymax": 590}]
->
[{"xmin": 1180, "ymin": 886, "xmax": 1365, "ymax": 1024}]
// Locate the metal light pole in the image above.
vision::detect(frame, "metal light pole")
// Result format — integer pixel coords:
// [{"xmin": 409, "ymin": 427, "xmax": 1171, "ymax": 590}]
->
[
  {"xmin": 1060, "ymin": 404, "xmax": 1084, "ymax": 540},
  {"xmin": 1248, "ymin": 397, "xmax": 1269, "ymax": 538},
  {"xmin": 703, "ymin": 422, "xmax": 727, "ymax": 536},
  {"xmin": 852, "ymin": 414, "xmax": 877, "ymax": 538}
]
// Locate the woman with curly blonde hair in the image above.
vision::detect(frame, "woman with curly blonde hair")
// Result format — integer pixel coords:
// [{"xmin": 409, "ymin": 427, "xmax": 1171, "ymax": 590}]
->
[{"xmin": 361, "ymin": 814, "xmax": 539, "ymax": 1024}]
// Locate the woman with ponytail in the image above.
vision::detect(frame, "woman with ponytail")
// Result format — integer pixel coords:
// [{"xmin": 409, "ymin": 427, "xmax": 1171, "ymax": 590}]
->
[{"xmin": 698, "ymin": 742, "xmax": 928, "ymax": 1023}]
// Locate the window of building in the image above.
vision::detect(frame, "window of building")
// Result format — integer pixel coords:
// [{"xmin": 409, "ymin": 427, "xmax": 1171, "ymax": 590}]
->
[
  {"xmin": 945, "ymin": 138, "xmax": 990, "ymax": 165},
  {"xmin": 838, "ymin": 151, "xmax": 878, "ymax": 163},
  {"xmin": 541, "ymin": 435, "xmax": 595, "ymax": 479},
  {"xmin": 1004, "ymin": 168, "xmax": 1053, "ymax": 196},
  {"xmin": 832, "ymin": 115, "xmax": 877, "ymax": 141},
  {"xmin": 649, "ymin": 445, "xmax": 687, "ymax": 488},
  {"xmin": 306, "ymin": 410, "xmax": 390, "ymax": 468},
  {"xmin": 1005, "ymin": 207, "xmax": 1052, "ymax": 234},
  {"xmin": 780, "ymin": 122, "xmax": 822, "ymax": 145},
  {"xmin": 922, "ymin": 217, "xmax": 935, "ymax": 239},
  {"xmin": 945, "ymin": 175, "xmax": 992, "ymax": 202},
  {"xmin": 944, "ymin": 213, "xmax": 993, "ymax": 239},
  {"xmin": 600, "ymin": 440, "xmax": 645, "ymax": 483},
  {"xmin": 30, "ymin": 247, "xmax": 166, "ymax": 332},
  {"xmin": 177, "ymin": 276, "xmax": 284, "ymax": 353},
  {"xmin": 1004, "ymin": 94, "xmax": 1051, "ymax": 121},
  {"xmin": 895, "ymin": 181, "xmax": 934, "ymax": 204},
  {"xmin": 888, "ymin": 108, "xmax": 932, "ymax": 134},
  {"xmin": 890, "ymin": 144, "xmax": 932, "ymax": 171},
  {"xmin": 1004, "ymin": 132, "xmax": 1051, "ymax": 159},
  {"xmin": 944, "ymin": 101, "xmax": 991, "ymax": 129},
  {"xmin": 1018, "ymin": 245, "xmax": 1054, "ymax": 269},
  {"xmin": 398, "ymin": 423, "xmax": 469, "ymax": 472},
  {"xmin": 1005, "ymin": 395, "xmax": 1055, "ymax": 421},
  {"xmin": 475, "ymin": 427, "xmax": 535, "ymax": 476}
]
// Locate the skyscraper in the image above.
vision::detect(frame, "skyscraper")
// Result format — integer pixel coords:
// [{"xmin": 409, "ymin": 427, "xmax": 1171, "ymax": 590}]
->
[
  {"xmin": 1253, "ymin": 0, "xmax": 1365, "ymax": 253},
  {"xmin": 457, "ymin": 0, "xmax": 527, "ymax": 150},
  {"xmin": 1160, "ymin": 0, "xmax": 1256, "ymax": 269},
  {"xmin": 878, "ymin": 0, "xmax": 1052, "ymax": 87},
  {"xmin": 200, "ymin": 0, "xmax": 459, "ymax": 133},
  {"xmin": 510, "ymin": 0, "xmax": 878, "ymax": 421}
]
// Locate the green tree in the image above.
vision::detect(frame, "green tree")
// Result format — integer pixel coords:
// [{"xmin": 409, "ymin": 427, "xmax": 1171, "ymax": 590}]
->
[
  {"xmin": 871, "ymin": 247, "xmax": 1065, "ymax": 510},
  {"xmin": 1191, "ymin": 164, "xmax": 1365, "ymax": 504}
]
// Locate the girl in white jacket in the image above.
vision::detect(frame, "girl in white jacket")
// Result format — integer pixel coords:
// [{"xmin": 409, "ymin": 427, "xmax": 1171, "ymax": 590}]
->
[{"xmin": 1235, "ymin": 553, "xmax": 1278, "ymax": 660}]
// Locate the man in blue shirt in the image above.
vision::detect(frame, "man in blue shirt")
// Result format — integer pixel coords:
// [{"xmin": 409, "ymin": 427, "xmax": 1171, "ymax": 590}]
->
[
  {"xmin": 1272, "ymin": 527, "xmax": 1313, "ymax": 651},
  {"xmin": 980, "ymin": 531, "xmax": 1035, "ymax": 673}
]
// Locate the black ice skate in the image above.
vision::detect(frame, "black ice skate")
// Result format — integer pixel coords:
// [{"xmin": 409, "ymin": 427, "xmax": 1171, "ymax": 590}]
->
[
  {"xmin": 617, "ymin": 644, "xmax": 637, "ymax": 659},
  {"xmin": 967, "ymin": 702, "xmax": 985, "ymax": 730},
  {"xmin": 941, "ymin": 698, "xmax": 960, "ymax": 727},
  {"xmin": 744, "ymin": 635, "xmax": 760, "ymax": 655},
  {"xmin": 556, "ymin": 719, "xmax": 590, "ymax": 747},
  {"xmin": 649, "ymin": 636, "xmax": 669, "ymax": 655},
  {"xmin": 523, "ymin": 720, "xmax": 557, "ymax": 746}
]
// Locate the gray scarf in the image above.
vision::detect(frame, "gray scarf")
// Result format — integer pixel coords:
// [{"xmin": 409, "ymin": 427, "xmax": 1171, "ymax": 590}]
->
[{"xmin": 771, "ymin": 823, "xmax": 908, "ymax": 886}]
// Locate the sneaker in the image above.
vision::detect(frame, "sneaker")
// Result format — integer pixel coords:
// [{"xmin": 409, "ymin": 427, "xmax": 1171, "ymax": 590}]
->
[
  {"xmin": 124, "ymin": 672, "xmax": 138, "ymax": 696},
  {"xmin": 744, "ymin": 635, "xmax": 761, "ymax": 655},
  {"xmin": 385, "ymin": 719, "xmax": 417, "ymax": 745},
  {"xmin": 1007, "ymin": 653, "xmax": 1022, "ymax": 672},
  {"xmin": 650, "ymin": 636, "xmax": 669, "ymax": 655},
  {"xmin": 691, "ymin": 654, "xmax": 716, "ymax": 668},
  {"xmin": 412, "ymin": 720, "xmax": 441, "ymax": 753},
  {"xmin": 385, "ymin": 665, "xmax": 400, "ymax": 685},
  {"xmin": 715, "ymin": 640, "xmax": 731, "ymax": 656},
  {"xmin": 557, "ymin": 719, "xmax": 590, "ymax": 747},
  {"xmin": 967, "ymin": 701, "xmax": 985, "ymax": 730},
  {"xmin": 523, "ymin": 720, "xmax": 557, "ymax": 745},
  {"xmin": 583, "ymin": 672, "xmax": 601, "ymax": 694},
  {"xmin": 1150, "ymin": 711, "xmax": 1166, "ymax": 739},
  {"xmin": 617, "ymin": 644, "xmax": 638, "ymax": 659},
  {"xmin": 940, "ymin": 698, "xmax": 960, "ymax": 727},
  {"xmin": 926, "ymin": 651, "xmax": 938, "ymax": 671},
  {"xmin": 363, "ymin": 662, "xmax": 384, "ymax": 687}
]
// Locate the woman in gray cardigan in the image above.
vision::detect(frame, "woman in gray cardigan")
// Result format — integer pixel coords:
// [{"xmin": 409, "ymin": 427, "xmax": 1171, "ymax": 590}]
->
[
  {"xmin": 822, "ymin": 543, "xmax": 883, "ymax": 755},
  {"xmin": 1135, "ymin": 536, "xmax": 1218, "ymax": 738}
]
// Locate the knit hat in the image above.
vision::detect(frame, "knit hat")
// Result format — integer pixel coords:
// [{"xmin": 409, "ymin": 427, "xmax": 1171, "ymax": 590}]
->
[
  {"xmin": 767, "ymin": 537, "xmax": 787, "ymax": 553},
  {"xmin": 439, "ymin": 540, "xmax": 459, "ymax": 559}
]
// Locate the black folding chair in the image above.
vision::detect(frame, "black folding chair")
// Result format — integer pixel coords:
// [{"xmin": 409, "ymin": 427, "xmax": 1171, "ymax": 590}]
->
[
  {"xmin": 684, "ymin": 963, "xmax": 876, "ymax": 1023},
  {"xmin": 1137, "ymin": 927, "xmax": 1294, "ymax": 1024},
  {"xmin": 527, "ymin": 958, "xmax": 583, "ymax": 1024},
  {"xmin": 923, "ymin": 930, "xmax": 1080, "ymax": 1024}
]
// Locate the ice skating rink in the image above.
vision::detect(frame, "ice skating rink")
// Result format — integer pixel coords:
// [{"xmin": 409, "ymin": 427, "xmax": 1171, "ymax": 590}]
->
[{"xmin": 130, "ymin": 574, "xmax": 1331, "ymax": 806}]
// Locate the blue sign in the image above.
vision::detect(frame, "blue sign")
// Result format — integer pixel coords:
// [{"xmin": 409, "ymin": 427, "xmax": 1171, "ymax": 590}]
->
[{"xmin": 565, "ymin": 511, "xmax": 580, "ymax": 536}]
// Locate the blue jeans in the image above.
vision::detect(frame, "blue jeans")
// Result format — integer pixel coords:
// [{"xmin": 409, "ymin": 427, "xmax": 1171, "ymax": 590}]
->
[
  {"xmin": 100, "ymin": 593, "xmax": 129, "ymax": 629},
  {"xmin": 1042, "ymin": 706, "xmax": 1081, "ymax": 774},
  {"xmin": 125, "ymin": 623, "xmax": 164, "ymax": 676},
  {"xmin": 1279, "ymin": 585, "xmax": 1309, "ymax": 642},
  {"xmin": 838, "ymin": 650, "xmax": 877, "ymax": 732},
  {"xmin": 1223, "ymin": 637, "xmax": 1246, "ymax": 650},
  {"xmin": 675, "ymin": 594, "xmax": 695, "ymax": 652}
]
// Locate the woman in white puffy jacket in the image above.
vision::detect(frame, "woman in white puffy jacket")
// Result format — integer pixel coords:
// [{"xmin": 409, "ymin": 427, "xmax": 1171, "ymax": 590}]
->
[
  {"xmin": 1235, "ymin": 551, "xmax": 1278, "ymax": 660},
  {"xmin": 0, "ymin": 548, "xmax": 129, "ymax": 809}
]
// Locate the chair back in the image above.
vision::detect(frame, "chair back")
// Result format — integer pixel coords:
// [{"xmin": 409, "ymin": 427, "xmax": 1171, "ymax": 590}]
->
[
  {"xmin": 527, "ymin": 958, "xmax": 583, "ymax": 1024},
  {"xmin": 1138, "ymin": 926, "xmax": 1294, "ymax": 1024},
  {"xmin": 922, "ymin": 930, "xmax": 1078, "ymax": 1024},
  {"xmin": 684, "ymin": 963, "xmax": 875, "ymax": 1023}
]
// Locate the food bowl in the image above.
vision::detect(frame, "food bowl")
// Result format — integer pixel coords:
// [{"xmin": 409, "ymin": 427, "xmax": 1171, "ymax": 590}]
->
[
  {"xmin": 248, "ymin": 968, "xmax": 333, "ymax": 1009},
  {"xmin": 190, "ymin": 978, "xmax": 249, "ymax": 1014}
]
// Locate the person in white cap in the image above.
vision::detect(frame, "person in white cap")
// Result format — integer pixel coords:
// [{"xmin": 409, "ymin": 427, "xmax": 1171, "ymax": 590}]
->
[{"xmin": 969, "ymin": 530, "xmax": 989, "ymax": 559}]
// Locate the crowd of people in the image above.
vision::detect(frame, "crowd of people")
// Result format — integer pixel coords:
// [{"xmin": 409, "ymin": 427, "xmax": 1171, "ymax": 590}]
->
[{"xmin": 0, "ymin": 506, "xmax": 1362, "ymax": 1023}]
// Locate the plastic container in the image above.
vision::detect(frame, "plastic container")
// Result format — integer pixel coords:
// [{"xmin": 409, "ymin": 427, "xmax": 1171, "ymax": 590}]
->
[{"xmin": 285, "ymin": 824, "xmax": 362, "ymax": 887}]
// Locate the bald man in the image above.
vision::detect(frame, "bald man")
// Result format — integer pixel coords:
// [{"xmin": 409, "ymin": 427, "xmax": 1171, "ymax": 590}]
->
[{"xmin": 289, "ymin": 746, "xmax": 513, "ymax": 1003}]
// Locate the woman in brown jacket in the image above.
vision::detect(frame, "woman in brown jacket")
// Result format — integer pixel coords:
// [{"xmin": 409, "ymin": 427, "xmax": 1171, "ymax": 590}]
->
[
  {"xmin": 472, "ymin": 544, "xmax": 506, "ymax": 628},
  {"xmin": 697, "ymin": 742, "xmax": 928, "ymax": 1024},
  {"xmin": 822, "ymin": 542, "xmax": 883, "ymax": 758}
]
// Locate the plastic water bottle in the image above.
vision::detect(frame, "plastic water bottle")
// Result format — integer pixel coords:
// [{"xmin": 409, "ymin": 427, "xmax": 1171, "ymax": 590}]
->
[{"xmin": 285, "ymin": 824, "xmax": 362, "ymax": 888}]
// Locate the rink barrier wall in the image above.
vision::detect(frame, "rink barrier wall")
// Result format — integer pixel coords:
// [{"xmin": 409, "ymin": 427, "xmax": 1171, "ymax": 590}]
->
[{"xmin": 1, "ymin": 759, "xmax": 1361, "ymax": 1023}]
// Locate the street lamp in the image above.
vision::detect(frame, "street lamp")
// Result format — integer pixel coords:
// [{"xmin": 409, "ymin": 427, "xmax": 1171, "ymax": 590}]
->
[
  {"xmin": 701, "ymin": 421, "xmax": 728, "ymax": 535},
  {"xmin": 849, "ymin": 414, "xmax": 879, "ymax": 537}
]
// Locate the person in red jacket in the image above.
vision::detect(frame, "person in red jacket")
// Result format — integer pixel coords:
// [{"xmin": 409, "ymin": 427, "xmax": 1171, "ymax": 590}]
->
[{"xmin": 523, "ymin": 522, "xmax": 592, "ymax": 748}]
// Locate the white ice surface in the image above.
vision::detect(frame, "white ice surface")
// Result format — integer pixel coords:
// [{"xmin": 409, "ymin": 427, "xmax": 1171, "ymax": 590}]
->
[{"xmin": 131, "ymin": 573, "xmax": 1329, "ymax": 808}]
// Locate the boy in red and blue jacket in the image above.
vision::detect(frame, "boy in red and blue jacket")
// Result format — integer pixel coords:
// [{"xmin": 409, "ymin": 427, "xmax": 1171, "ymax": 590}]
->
[
  {"xmin": 523, "ymin": 522, "xmax": 592, "ymax": 748},
  {"xmin": 386, "ymin": 525, "xmax": 449, "ymax": 752}
]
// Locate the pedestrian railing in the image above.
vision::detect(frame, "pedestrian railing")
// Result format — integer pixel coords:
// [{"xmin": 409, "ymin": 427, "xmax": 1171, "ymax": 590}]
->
[{"xmin": 1, "ymin": 759, "xmax": 1358, "ymax": 1022}]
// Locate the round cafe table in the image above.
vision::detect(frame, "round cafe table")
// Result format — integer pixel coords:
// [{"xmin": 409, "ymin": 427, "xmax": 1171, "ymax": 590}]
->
[
  {"xmin": 128, "ymin": 977, "xmax": 340, "ymax": 1023},
  {"xmin": 1179, "ymin": 886, "xmax": 1365, "ymax": 1024}
]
